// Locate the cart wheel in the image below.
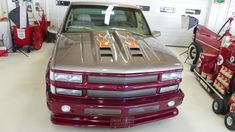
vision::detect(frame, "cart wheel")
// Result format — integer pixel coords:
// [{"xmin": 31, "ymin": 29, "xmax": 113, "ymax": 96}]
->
[
  {"xmin": 190, "ymin": 64, "xmax": 196, "ymax": 72},
  {"xmin": 225, "ymin": 112, "xmax": 235, "ymax": 130},
  {"xmin": 187, "ymin": 42, "xmax": 202, "ymax": 64},
  {"xmin": 27, "ymin": 47, "xmax": 31, "ymax": 53},
  {"xmin": 12, "ymin": 39, "xmax": 17, "ymax": 52},
  {"xmin": 32, "ymin": 28, "xmax": 43, "ymax": 50},
  {"xmin": 13, "ymin": 47, "xmax": 17, "ymax": 52},
  {"xmin": 212, "ymin": 99, "xmax": 228, "ymax": 115}
]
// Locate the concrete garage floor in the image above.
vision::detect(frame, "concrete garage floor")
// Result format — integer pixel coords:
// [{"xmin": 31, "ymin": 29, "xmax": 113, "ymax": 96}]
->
[{"xmin": 0, "ymin": 43, "xmax": 230, "ymax": 132}]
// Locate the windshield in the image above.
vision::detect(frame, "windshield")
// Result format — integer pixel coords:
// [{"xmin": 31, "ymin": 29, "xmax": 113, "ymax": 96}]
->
[{"xmin": 63, "ymin": 5, "xmax": 151, "ymax": 35}]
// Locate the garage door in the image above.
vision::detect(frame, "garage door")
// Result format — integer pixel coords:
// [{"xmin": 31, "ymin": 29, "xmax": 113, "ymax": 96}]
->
[{"xmin": 47, "ymin": 0, "xmax": 211, "ymax": 46}]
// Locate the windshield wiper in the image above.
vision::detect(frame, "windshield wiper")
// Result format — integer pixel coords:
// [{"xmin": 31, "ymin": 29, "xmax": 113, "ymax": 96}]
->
[
  {"xmin": 108, "ymin": 27, "xmax": 145, "ymax": 37},
  {"xmin": 67, "ymin": 26, "xmax": 94, "ymax": 31}
]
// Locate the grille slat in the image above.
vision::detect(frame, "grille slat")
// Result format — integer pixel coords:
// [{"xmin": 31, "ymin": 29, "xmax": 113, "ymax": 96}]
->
[
  {"xmin": 88, "ymin": 75, "xmax": 157, "ymax": 85},
  {"xmin": 87, "ymin": 88, "xmax": 157, "ymax": 98}
]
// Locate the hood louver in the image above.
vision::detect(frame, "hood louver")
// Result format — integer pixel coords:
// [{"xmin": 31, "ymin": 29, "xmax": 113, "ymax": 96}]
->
[
  {"xmin": 100, "ymin": 47, "xmax": 114, "ymax": 62},
  {"xmin": 130, "ymin": 48, "xmax": 143, "ymax": 57}
]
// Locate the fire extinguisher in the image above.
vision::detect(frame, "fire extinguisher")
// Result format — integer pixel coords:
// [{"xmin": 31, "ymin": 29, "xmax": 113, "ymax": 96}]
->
[{"xmin": 214, "ymin": 17, "xmax": 234, "ymax": 73}]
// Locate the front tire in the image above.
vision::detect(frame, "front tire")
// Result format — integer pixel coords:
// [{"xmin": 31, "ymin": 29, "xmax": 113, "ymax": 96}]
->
[
  {"xmin": 188, "ymin": 42, "xmax": 202, "ymax": 64},
  {"xmin": 225, "ymin": 113, "xmax": 235, "ymax": 130},
  {"xmin": 27, "ymin": 47, "xmax": 31, "ymax": 53},
  {"xmin": 212, "ymin": 99, "xmax": 228, "ymax": 115}
]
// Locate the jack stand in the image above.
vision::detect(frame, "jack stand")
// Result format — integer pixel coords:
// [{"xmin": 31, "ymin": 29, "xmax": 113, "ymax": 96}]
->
[{"xmin": 179, "ymin": 48, "xmax": 191, "ymax": 64}]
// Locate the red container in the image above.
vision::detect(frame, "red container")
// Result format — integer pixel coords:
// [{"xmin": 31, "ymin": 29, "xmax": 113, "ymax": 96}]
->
[
  {"xmin": 12, "ymin": 26, "xmax": 33, "ymax": 46},
  {"xmin": 34, "ymin": 19, "xmax": 51, "ymax": 41},
  {"xmin": 202, "ymin": 60, "xmax": 216, "ymax": 74},
  {"xmin": 0, "ymin": 46, "xmax": 8, "ymax": 57},
  {"xmin": 196, "ymin": 52, "xmax": 217, "ymax": 74}
]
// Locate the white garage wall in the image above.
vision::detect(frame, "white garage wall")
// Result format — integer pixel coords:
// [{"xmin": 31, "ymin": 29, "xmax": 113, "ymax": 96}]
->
[
  {"xmin": 206, "ymin": 0, "xmax": 235, "ymax": 35},
  {"xmin": 135, "ymin": 0, "xmax": 211, "ymax": 46},
  {"xmin": 45, "ymin": 0, "xmax": 211, "ymax": 46},
  {"xmin": 2, "ymin": 0, "xmax": 234, "ymax": 47},
  {"xmin": 227, "ymin": 1, "xmax": 235, "ymax": 34},
  {"xmin": 207, "ymin": 0, "xmax": 231, "ymax": 32}
]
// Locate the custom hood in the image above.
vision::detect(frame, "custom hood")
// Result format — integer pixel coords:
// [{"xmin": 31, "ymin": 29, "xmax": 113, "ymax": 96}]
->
[{"xmin": 52, "ymin": 31, "xmax": 182, "ymax": 74}]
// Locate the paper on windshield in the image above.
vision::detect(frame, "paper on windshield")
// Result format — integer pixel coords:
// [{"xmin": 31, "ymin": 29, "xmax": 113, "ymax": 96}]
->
[{"xmin": 104, "ymin": 5, "xmax": 115, "ymax": 25}]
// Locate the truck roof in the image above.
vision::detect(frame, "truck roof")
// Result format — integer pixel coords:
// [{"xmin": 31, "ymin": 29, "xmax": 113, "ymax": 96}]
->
[{"xmin": 70, "ymin": 1, "xmax": 139, "ymax": 9}]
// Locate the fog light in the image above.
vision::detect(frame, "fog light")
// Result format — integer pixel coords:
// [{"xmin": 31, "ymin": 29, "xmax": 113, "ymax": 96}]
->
[
  {"xmin": 168, "ymin": 101, "xmax": 175, "ymax": 107},
  {"xmin": 61, "ymin": 105, "xmax": 71, "ymax": 113}
]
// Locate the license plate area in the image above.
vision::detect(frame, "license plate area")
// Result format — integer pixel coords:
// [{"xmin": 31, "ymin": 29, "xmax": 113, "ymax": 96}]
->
[{"xmin": 110, "ymin": 117, "xmax": 134, "ymax": 128}]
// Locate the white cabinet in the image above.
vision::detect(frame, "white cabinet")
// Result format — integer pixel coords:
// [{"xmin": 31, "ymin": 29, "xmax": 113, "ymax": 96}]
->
[
  {"xmin": 0, "ymin": 20, "xmax": 12, "ymax": 50},
  {"xmin": 0, "ymin": 3, "xmax": 3, "ymax": 18}
]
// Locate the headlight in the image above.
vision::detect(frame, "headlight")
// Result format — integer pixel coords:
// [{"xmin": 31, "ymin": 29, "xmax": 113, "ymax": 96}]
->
[
  {"xmin": 161, "ymin": 72, "xmax": 182, "ymax": 81},
  {"xmin": 51, "ymin": 71, "xmax": 83, "ymax": 83},
  {"xmin": 50, "ymin": 85, "xmax": 56, "ymax": 94},
  {"xmin": 56, "ymin": 88, "xmax": 82, "ymax": 96},
  {"xmin": 160, "ymin": 85, "xmax": 179, "ymax": 93}
]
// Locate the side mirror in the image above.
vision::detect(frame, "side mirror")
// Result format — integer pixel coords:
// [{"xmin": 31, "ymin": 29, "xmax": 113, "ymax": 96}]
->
[
  {"xmin": 152, "ymin": 31, "xmax": 161, "ymax": 37},
  {"xmin": 46, "ymin": 26, "xmax": 58, "ymax": 43}
]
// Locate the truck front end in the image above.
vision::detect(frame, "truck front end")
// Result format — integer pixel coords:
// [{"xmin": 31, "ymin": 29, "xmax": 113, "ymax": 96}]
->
[{"xmin": 46, "ymin": 68, "xmax": 184, "ymax": 128}]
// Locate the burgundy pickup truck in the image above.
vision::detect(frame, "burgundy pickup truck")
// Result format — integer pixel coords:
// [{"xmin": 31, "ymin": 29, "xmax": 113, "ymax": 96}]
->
[{"xmin": 46, "ymin": 2, "xmax": 184, "ymax": 128}]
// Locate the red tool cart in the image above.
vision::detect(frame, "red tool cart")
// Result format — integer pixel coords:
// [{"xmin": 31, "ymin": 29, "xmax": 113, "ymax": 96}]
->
[
  {"xmin": 9, "ymin": 2, "xmax": 50, "ymax": 53},
  {"xmin": 12, "ymin": 24, "xmax": 43, "ymax": 53},
  {"xmin": 189, "ymin": 16, "xmax": 235, "ymax": 130}
]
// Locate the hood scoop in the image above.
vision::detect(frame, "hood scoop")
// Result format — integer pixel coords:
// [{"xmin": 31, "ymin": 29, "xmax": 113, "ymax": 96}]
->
[{"xmin": 129, "ymin": 47, "xmax": 143, "ymax": 57}]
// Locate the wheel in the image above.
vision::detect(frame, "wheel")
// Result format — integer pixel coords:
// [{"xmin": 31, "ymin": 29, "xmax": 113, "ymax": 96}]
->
[
  {"xmin": 187, "ymin": 42, "xmax": 202, "ymax": 64},
  {"xmin": 212, "ymin": 99, "xmax": 228, "ymax": 115},
  {"xmin": 26, "ymin": 47, "xmax": 31, "ymax": 53},
  {"xmin": 225, "ymin": 113, "xmax": 235, "ymax": 130},
  {"xmin": 12, "ymin": 39, "xmax": 17, "ymax": 52},
  {"xmin": 32, "ymin": 27, "xmax": 43, "ymax": 50},
  {"xmin": 12, "ymin": 47, "xmax": 17, "ymax": 52},
  {"xmin": 190, "ymin": 64, "xmax": 196, "ymax": 72}
]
